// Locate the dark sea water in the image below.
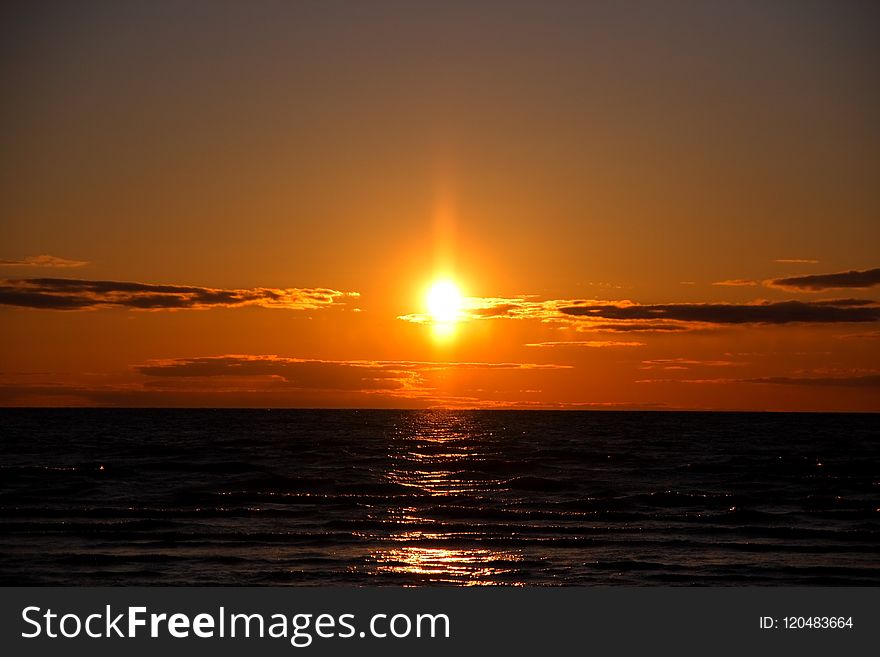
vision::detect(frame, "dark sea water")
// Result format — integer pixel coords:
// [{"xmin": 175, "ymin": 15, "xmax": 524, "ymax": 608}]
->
[{"xmin": 1, "ymin": 409, "xmax": 877, "ymax": 586}]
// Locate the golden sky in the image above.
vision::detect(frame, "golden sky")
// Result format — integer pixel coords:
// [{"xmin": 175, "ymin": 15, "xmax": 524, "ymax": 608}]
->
[{"xmin": 1, "ymin": 1, "xmax": 878, "ymax": 411}]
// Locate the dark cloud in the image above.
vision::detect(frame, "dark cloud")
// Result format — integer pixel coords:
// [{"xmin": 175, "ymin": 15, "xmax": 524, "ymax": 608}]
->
[
  {"xmin": 558, "ymin": 299, "xmax": 880, "ymax": 325},
  {"xmin": 0, "ymin": 255, "xmax": 88, "ymax": 268},
  {"xmin": 585, "ymin": 322, "xmax": 692, "ymax": 333},
  {"xmin": 0, "ymin": 278, "xmax": 356, "ymax": 311},
  {"xmin": 400, "ymin": 294, "xmax": 879, "ymax": 332},
  {"xmin": 768, "ymin": 267, "xmax": 880, "ymax": 291}
]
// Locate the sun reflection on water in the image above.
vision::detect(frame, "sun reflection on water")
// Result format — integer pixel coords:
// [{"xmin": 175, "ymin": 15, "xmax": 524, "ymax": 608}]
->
[
  {"xmin": 384, "ymin": 411, "xmax": 502, "ymax": 495},
  {"xmin": 362, "ymin": 410, "xmax": 525, "ymax": 585},
  {"xmin": 372, "ymin": 545, "xmax": 522, "ymax": 586}
]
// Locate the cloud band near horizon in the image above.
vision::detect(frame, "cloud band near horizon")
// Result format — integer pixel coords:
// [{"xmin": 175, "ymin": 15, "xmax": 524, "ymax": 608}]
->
[{"xmin": 131, "ymin": 355, "xmax": 572, "ymax": 401}]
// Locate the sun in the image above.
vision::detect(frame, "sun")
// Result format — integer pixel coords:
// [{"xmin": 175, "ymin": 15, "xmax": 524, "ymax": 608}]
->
[{"xmin": 426, "ymin": 280, "xmax": 464, "ymax": 323}]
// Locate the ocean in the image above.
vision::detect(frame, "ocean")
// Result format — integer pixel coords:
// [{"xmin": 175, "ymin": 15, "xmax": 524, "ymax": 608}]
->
[{"xmin": 1, "ymin": 409, "xmax": 877, "ymax": 586}]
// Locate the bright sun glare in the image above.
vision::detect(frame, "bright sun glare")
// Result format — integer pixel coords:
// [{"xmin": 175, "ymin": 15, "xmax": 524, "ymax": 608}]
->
[{"xmin": 426, "ymin": 280, "xmax": 464, "ymax": 323}]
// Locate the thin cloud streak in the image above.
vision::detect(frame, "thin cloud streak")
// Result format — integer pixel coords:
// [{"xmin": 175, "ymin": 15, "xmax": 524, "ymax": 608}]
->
[
  {"xmin": 741, "ymin": 375, "xmax": 880, "ymax": 388},
  {"xmin": 712, "ymin": 279, "xmax": 759, "ymax": 287},
  {"xmin": 525, "ymin": 340, "xmax": 645, "ymax": 348},
  {"xmin": 639, "ymin": 358, "xmax": 743, "ymax": 370},
  {"xmin": 837, "ymin": 330, "xmax": 880, "ymax": 340},
  {"xmin": 637, "ymin": 375, "xmax": 880, "ymax": 388},
  {"xmin": 0, "ymin": 255, "xmax": 88, "ymax": 268}
]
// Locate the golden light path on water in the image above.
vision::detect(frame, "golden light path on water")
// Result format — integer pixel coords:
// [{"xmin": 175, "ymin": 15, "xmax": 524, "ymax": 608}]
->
[
  {"xmin": 372, "ymin": 544, "xmax": 516, "ymax": 585},
  {"xmin": 361, "ymin": 411, "xmax": 524, "ymax": 585}
]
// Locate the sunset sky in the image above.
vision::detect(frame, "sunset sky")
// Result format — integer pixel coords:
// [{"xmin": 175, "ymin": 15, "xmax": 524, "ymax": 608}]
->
[{"xmin": 2, "ymin": 0, "xmax": 878, "ymax": 411}]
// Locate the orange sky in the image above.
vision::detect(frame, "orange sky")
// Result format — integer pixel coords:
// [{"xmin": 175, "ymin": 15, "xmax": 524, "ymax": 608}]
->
[{"xmin": 1, "ymin": 1, "xmax": 878, "ymax": 411}]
